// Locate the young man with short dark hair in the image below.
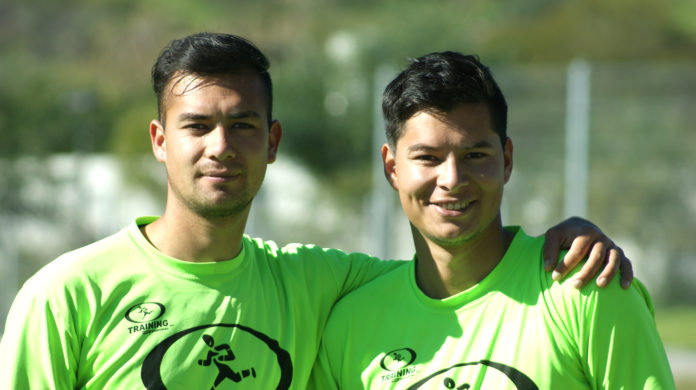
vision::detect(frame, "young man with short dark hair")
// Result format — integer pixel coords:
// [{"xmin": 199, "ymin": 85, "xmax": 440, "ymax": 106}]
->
[{"xmin": 310, "ymin": 52, "xmax": 674, "ymax": 389}]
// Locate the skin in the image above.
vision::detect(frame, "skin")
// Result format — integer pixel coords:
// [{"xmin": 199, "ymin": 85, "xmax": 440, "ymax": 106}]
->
[
  {"xmin": 382, "ymin": 103, "xmax": 623, "ymax": 299},
  {"xmin": 144, "ymin": 72, "xmax": 282, "ymax": 262}
]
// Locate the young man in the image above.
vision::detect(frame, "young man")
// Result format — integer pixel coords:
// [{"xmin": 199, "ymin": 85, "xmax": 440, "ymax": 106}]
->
[
  {"xmin": 0, "ymin": 34, "xmax": 632, "ymax": 389},
  {"xmin": 310, "ymin": 52, "xmax": 675, "ymax": 389}
]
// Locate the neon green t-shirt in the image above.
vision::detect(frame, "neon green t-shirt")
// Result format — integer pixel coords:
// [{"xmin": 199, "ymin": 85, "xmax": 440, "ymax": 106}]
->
[
  {"xmin": 310, "ymin": 227, "xmax": 675, "ymax": 389},
  {"xmin": 0, "ymin": 216, "xmax": 405, "ymax": 389}
]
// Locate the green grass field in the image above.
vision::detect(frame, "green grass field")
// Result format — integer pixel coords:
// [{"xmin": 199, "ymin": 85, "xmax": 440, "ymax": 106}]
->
[
  {"xmin": 655, "ymin": 305, "xmax": 696, "ymax": 389},
  {"xmin": 656, "ymin": 305, "xmax": 696, "ymax": 349}
]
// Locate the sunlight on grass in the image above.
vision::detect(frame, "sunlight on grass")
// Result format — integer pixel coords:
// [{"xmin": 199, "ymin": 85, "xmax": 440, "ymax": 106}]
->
[{"xmin": 656, "ymin": 305, "xmax": 696, "ymax": 350}]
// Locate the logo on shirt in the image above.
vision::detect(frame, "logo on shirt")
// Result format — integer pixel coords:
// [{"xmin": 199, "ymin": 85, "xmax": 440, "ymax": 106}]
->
[
  {"xmin": 380, "ymin": 348, "xmax": 418, "ymax": 383},
  {"xmin": 125, "ymin": 302, "xmax": 170, "ymax": 335},
  {"xmin": 196, "ymin": 334, "xmax": 257, "ymax": 385},
  {"xmin": 141, "ymin": 323, "xmax": 292, "ymax": 389},
  {"xmin": 406, "ymin": 360, "xmax": 539, "ymax": 390}
]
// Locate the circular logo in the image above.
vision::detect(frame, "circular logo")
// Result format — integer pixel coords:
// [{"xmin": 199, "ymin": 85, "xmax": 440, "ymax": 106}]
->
[
  {"xmin": 407, "ymin": 360, "xmax": 538, "ymax": 390},
  {"xmin": 125, "ymin": 302, "xmax": 166, "ymax": 323},
  {"xmin": 380, "ymin": 348, "xmax": 417, "ymax": 371},
  {"xmin": 141, "ymin": 323, "xmax": 292, "ymax": 390}
]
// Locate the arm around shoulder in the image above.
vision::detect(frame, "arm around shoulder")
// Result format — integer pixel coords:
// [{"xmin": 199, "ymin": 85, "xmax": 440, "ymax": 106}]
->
[{"xmin": 290, "ymin": 243, "xmax": 405, "ymax": 299}]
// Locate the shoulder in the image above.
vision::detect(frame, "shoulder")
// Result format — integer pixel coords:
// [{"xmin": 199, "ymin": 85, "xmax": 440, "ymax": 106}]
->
[
  {"xmin": 545, "ymin": 255, "xmax": 654, "ymax": 310},
  {"xmin": 490, "ymin": 227, "xmax": 547, "ymax": 290},
  {"xmin": 541, "ymin": 265, "xmax": 673, "ymax": 387},
  {"xmin": 17, "ymin": 228, "xmax": 133, "ymax": 301},
  {"xmin": 541, "ymin": 258, "xmax": 657, "ymax": 336}
]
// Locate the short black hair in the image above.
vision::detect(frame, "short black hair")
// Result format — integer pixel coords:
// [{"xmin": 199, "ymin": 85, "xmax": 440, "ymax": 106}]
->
[
  {"xmin": 151, "ymin": 32, "xmax": 273, "ymax": 124},
  {"xmin": 382, "ymin": 51, "xmax": 507, "ymax": 147}
]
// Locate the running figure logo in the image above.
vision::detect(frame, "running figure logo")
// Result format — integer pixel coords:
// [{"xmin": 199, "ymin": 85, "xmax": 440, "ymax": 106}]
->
[{"xmin": 197, "ymin": 334, "xmax": 256, "ymax": 388}]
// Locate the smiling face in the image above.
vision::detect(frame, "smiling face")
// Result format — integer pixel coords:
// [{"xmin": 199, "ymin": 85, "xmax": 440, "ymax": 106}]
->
[
  {"xmin": 382, "ymin": 103, "xmax": 512, "ymax": 248},
  {"xmin": 150, "ymin": 72, "xmax": 281, "ymax": 220}
]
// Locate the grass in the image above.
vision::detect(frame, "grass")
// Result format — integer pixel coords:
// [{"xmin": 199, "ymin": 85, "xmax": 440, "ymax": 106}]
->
[
  {"xmin": 655, "ymin": 305, "xmax": 696, "ymax": 350},
  {"xmin": 655, "ymin": 305, "xmax": 696, "ymax": 388}
]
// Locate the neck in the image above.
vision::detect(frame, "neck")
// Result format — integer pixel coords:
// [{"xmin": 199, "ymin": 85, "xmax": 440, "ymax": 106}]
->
[
  {"xmin": 412, "ymin": 217, "xmax": 514, "ymax": 299},
  {"xmin": 141, "ymin": 195, "xmax": 250, "ymax": 263}
]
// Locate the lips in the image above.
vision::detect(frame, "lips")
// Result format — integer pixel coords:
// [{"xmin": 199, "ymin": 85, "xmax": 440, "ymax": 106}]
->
[
  {"xmin": 203, "ymin": 171, "xmax": 240, "ymax": 178},
  {"xmin": 199, "ymin": 164, "xmax": 243, "ymax": 178},
  {"xmin": 197, "ymin": 167, "xmax": 244, "ymax": 184}
]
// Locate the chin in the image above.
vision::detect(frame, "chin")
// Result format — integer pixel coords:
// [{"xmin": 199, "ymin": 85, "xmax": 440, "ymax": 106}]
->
[
  {"xmin": 196, "ymin": 206, "xmax": 248, "ymax": 219},
  {"xmin": 425, "ymin": 229, "xmax": 476, "ymax": 247},
  {"xmin": 189, "ymin": 197, "xmax": 253, "ymax": 219}
]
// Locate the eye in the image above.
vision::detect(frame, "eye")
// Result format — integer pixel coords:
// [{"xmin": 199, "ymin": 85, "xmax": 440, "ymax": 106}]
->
[
  {"xmin": 465, "ymin": 152, "xmax": 487, "ymax": 159},
  {"xmin": 231, "ymin": 122, "xmax": 256, "ymax": 130},
  {"xmin": 184, "ymin": 123, "xmax": 209, "ymax": 131},
  {"xmin": 413, "ymin": 154, "xmax": 440, "ymax": 163}
]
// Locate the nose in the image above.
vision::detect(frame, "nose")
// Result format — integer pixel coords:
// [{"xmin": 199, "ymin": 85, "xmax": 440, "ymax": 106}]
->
[
  {"xmin": 437, "ymin": 155, "xmax": 467, "ymax": 190},
  {"xmin": 206, "ymin": 124, "xmax": 236, "ymax": 161}
]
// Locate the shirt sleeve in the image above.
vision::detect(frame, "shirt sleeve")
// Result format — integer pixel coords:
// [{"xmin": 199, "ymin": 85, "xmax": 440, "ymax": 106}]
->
[
  {"xmin": 550, "ymin": 274, "xmax": 676, "ymax": 389},
  {"xmin": 0, "ymin": 273, "xmax": 80, "ymax": 389}
]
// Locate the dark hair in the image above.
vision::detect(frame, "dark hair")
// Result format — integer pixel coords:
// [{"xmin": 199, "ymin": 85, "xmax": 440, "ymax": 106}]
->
[
  {"xmin": 382, "ymin": 51, "xmax": 507, "ymax": 147},
  {"xmin": 151, "ymin": 32, "xmax": 273, "ymax": 124}
]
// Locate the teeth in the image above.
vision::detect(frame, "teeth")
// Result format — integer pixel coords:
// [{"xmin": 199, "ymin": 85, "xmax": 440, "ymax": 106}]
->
[{"xmin": 441, "ymin": 202, "xmax": 465, "ymax": 210}]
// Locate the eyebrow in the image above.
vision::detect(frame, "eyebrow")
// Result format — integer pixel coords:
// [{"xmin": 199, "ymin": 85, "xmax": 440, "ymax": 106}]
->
[
  {"xmin": 407, "ymin": 140, "xmax": 496, "ymax": 152},
  {"xmin": 177, "ymin": 110, "xmax": 262, "ymax": 122}
]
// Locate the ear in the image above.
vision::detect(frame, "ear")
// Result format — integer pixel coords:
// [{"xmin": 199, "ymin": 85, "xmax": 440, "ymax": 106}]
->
[
  {"xmin": 381, "ymin": 143, "xmax": 398, "ymax": 190},
  {"xmin": 267, "ymin": 120, "xmax": 283, "ymax": 164},
  {"xmin": 150, "ymin": 120, "xmax": 166, "ymax": 163},
  {"xmin": 503, "ymin": 137, "xmax": 513, "ymax": 184}
]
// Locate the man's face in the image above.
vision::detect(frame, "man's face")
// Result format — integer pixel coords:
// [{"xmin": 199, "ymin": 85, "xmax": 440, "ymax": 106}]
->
[
  {"xmin": 382, "ymin": 103, "xmax": 512, "ymax": 247},
  {"xmin": 150, "ymin": 72, "xmax": 281, "ymax": 219}
]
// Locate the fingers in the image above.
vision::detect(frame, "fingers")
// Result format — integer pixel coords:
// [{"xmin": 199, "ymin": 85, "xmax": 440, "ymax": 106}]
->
[
  {"xmin": 593, "ymin": 248, "xmax": 620, "ymax": 287},
  {"xmin": 543, "ymin": 217, "xmax": 634, "ymax": 290},
  {"xmin": 551, "ymin": 234, "xmax": 593, "ymax": 282},
  {"xmin": 554, "ymin": 237, "xmax": 605, "ymax": 288},
  {"xmin": 554, "ymin": 241, "xmax": 634, "ymax": 290}
]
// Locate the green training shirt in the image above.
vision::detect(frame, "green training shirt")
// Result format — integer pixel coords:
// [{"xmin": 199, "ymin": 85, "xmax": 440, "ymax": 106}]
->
[
  {"xmin": 0, "ymin": 216, "xmax": 405, "ymax": 389},
  {"xmin": 310, "ymin": 227, "xmax": 675, "ymax": 389}
]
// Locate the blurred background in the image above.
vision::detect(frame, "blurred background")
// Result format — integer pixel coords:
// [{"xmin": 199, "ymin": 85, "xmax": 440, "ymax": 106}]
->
[{"xmin": 1, "ymin": 0, "xmax": 694, "ymax": 385}]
